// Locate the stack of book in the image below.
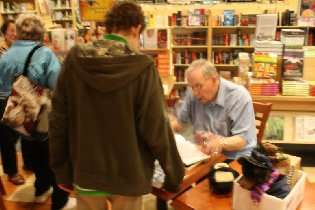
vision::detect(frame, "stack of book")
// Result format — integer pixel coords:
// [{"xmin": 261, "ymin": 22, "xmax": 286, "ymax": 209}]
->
[
  {"xmin": 248, "ymin": 78, "xmax": 279, "ymax": 96},
  {"xmin": 310, "ymin": 81, "xmax": 315, "ymax": 96},
  {"xmin": 157, "ymin": 53, "xmax": 170, "ymax": 75},
  {"xmin": 282, "ymin": 80, "xmax": 310, "ymax": 96},
  {"xmin": 281, "ymin": 29, "xmax": 305, "ymax": 79},
  {"xmin": 254, "ymin": 40, "xmax": 283, "ymax": 56},
  {"xmin": 253, "ymin": 53, "xmax": 278, "ymax": 78}
]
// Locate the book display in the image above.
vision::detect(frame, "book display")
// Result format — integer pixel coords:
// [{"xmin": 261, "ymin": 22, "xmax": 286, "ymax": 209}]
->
[
  {"xmin": 139, "ymin": 2, "xmax": 315, "ymax": 145},
  {"xmin": 0, "ymin": 1, "xmax": 313, "ymax": 144},
  {"xmin": 0, "ymin": 0, "xmax": 36, "ymax": 21},
  {"xmin": 49, "ymin": 0, "xmax": 75, "ymax": 28}
]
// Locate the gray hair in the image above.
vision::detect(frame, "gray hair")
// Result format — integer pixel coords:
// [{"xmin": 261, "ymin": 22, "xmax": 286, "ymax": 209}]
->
[
  {"xmin": 16, "ymin": 14, "xmax": 45, "ymax": 41},
  {"xmin": 185, "ymin": 59, "xmax": 219, "ymax": 79}
]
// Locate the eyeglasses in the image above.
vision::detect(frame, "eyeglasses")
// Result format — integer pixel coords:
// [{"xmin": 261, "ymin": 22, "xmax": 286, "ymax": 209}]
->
[{"xmin": 190, "ymin": 79, "xmax": 210, "ymax": 92}]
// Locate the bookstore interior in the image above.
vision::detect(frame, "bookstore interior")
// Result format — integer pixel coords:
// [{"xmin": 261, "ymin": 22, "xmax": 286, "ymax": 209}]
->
[
  {"xmin": 0, "ymin": 0, "xmax": 315, "ymax": 210},
  {"xmin": 0, "ymin": 0, "xmax": 314, "ymax": 145},
  {"xmin": 0, "ymin": 0, "xmax": 313, "ymax": 149}
]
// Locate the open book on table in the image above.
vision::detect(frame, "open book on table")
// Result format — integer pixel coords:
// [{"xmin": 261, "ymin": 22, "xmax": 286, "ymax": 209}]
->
[
  {"xmin": 152, "ymin": 134, "xmax": 210, "ymax": 184},
  {"xmin": 174, "ymin": 134, "xmax": 211, "ymax": 167}
]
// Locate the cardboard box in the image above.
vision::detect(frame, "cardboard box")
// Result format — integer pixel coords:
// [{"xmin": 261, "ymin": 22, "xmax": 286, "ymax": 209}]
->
[{"xmin": 232, "ymin": 170, "xmax": 306, "ymax": 210}]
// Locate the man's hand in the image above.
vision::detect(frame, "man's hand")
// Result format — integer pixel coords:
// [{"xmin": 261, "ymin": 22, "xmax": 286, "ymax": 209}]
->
[{"xmin": 194, "ymin": 131, "xmax": 223, "ymax": 155}]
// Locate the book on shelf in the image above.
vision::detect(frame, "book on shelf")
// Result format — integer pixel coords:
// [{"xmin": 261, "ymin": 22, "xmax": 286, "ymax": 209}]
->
[
  {"xmin": 253, "ymin": 53, "xmax": 278, "ymax": 78},
  {"xmin": 157, "ymin": 29, "xmax": 167, "ymax": 49},
  {"xmin": 280, "ymin": 29, "xmax": 305, "ymax": 47},
  {"xmin": 51, "ymin": 30, "xmax": 66, "ymax": 52},
  {"xmin": 223, "ymin": 10, "xmax": 236, "ymax": 26},
  {"xmin": 240, "ymin": 14, "xmax": 257, "ymax": 26},
  {"xmin": 282, "ymin": 49, "xmax": 304, "ymax": 78},
  {"xmin": 295, "ymin": 116, "xmax": 315, "ymax": 141},
  {"xmin": 255, "ymin": 14, "xmax": 278, "ymax": 41},
  {"xmin": 173, "ymin": 51, "xmax": 207, "ymax": 65},
  {"xmin": 142, "ymin": 28, "xmax": 157, "ymax": 49},
  {"xmin": 219, "ymin": 71, "xmax": 232, "ymax": 81},
  {"xmin": 265, "ymin": 116, "xmax": 284, "ymax": 140}
]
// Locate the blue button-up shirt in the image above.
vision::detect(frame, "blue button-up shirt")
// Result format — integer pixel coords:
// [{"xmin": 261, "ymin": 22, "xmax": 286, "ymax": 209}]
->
[
  {"xmin": 0, "ymin": 41, "xmax": 61, "ymax": 97},
  {"xmin": 176, "ymin": 78, "xmax": 256, "ymax": 159}
]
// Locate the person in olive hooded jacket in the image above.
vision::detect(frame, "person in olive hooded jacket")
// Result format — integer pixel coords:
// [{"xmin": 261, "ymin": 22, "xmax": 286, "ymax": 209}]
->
[{"xmin": 49, "ymin": 1, "xmax": 185, "ymax": 209}]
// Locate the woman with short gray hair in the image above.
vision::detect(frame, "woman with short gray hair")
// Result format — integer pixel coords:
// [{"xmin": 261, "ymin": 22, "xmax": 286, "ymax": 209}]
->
[
  {"xmin": 15, "ymin": 14, "xmax": 45, "ymax": 42},
  {"xmin": 0, "ymin": 14, "xmax": 76, "ymax": 210}
]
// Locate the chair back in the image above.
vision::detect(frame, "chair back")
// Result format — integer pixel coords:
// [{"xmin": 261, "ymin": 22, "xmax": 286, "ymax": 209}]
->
[{"xmin": 253, "ymin": 102, "xmax": 272, "ymax": 144}]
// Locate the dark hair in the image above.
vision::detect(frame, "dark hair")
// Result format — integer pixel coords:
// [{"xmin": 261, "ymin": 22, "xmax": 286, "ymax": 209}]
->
[
  {"xmin": 1, "ymin": 20, "xmax": 15, "ymax": 35},
  {"xmin": 104, "ymin": 1, "xmax": 145, "ymax": 34}
]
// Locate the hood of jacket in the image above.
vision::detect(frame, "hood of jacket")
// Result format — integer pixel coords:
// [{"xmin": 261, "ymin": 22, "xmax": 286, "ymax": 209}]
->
[{"xmin": 69, "ymin": 40, "xmax": 154, "ymax": 93}]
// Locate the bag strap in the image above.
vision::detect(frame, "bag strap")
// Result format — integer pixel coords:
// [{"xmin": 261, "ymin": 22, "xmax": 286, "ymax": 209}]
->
[{"xmin": 22, "ymin": 44, "xmax": 43, "ymax": 76}]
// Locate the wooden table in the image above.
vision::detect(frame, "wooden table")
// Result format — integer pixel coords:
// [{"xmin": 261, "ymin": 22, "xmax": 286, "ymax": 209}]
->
[
  {"xmin": 171, "ymin": 161, "xmax": 240, "ymax": 210},
  {"xmin": 152, "ymin": 154, "xmax": 226, "ymax": 210},
  {"xmin": 171, "ymin": 161, "xmax": 315, "ymax": 210}
]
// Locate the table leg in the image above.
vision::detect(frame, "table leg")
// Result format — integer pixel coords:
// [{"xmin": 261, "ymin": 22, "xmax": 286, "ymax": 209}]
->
[{"xmin": 156, "ymin": 198, "xmax": 167, "ymax": 210}]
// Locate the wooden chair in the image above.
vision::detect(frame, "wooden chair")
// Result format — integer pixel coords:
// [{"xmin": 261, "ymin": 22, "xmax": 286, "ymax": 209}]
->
[
  {"xmin": 253, "ymin": 102, "xmax": 272, "ymax": 144},
  {"xmin": 0, "ymin": 177, "xmax": 6, "ymax": 210}
]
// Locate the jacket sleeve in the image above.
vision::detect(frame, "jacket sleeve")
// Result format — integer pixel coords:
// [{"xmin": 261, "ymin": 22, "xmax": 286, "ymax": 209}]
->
[
  {"xmin": 136, "ymin": 63, "xmax": 185, "ymax": 192},
  {"xmin": 48, "ymin": 54, "xmax": 73, "ymax": 184}
]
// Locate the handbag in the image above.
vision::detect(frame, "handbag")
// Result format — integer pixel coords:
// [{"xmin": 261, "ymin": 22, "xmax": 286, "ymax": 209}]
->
[{"xmin": 1, "ymin": 44, "xmax": 52, "ymax": 141}]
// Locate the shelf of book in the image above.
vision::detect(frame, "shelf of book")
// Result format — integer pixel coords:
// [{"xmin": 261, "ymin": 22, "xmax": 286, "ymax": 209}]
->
[
  {"xmin": 212, "ymin": 46, "xmax": 254, "ymax": 49},
  {"xmin": 264, "ymin": 140, "xmax": 315, "ymax": 144},
  {"xmin": 140, "ymin": 3, "xmax": 315, "ymax": 144},
  {"xmin": 49, "ymin": 0, "xmax": 75, "ymax": 28},
  {"xmin": 252, "ymin": 94, "xmax": 315, "ymax": 112},
  {"xmin": 171, "ymin": 26, "xmax": 208, "ymax": 29},
  {"xmin": 174, "ymin": 82, "xmax": 188, "ymax": 87},
  {"xmin": 214, "ymin": 64, "xmax": 238, "ymax": 68},
  {"xmin": 172, "ymin": 45, "xmax": 208, "ymax": 49},
  {"xmin": 212, "ymin": 26, "xmax": 256, "ymax": 29},
  {"xmin": 173, "ymin": 64, "xmax": 190, "ymax": 67},
  {"xmin": 0, "ymin": 0, "xmax": 36, "ymax": 22}
]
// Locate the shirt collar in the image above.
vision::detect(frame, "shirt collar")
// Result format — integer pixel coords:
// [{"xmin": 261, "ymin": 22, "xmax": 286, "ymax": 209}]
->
[
  {"xmin": 104, "ymin": 34, "xmax": 129, "ymax": 45},
  {"xmin": 213, "ymin": 78, "xmax": 225, "ymax": 107},
  {"xmin": 12, "ymin": 40, "xmax": 40, "ymax": 46}
]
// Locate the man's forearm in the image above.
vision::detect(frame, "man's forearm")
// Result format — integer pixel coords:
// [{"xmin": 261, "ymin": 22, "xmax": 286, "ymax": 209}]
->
[{"xmin": 220, "ymin": 135, "xmax": 247, "ymax": 151}]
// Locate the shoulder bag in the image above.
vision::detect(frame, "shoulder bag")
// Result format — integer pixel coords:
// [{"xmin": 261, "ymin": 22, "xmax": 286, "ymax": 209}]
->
[{"xmin": 1, "ymin": 44, "xmax": 52, "ymax": 141}]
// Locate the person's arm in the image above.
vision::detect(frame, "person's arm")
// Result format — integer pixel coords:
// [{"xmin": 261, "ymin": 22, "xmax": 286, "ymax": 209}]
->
[
  {"xmin": 168, "ymin": 112, "xmax": 183, "ymax": 133},
  {"xmin": 170, "ymin": 88, "xmax": 193, "ymax": 133},
  {"xmin": 196, "ymin": 91, "xmax": 256, "ymax": 155},
  {"xmin": 48, "ymin": 53, "xmax": 73, "ymax": 186},
  {"xmin": 196, "ymin": 132, "xmax": 246, "ymax": 155}
]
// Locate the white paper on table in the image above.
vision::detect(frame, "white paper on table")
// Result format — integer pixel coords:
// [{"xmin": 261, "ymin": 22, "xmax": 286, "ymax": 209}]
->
[{"xmin": 174, "ymin": 134, "xmax": 210, "ymax": 166}]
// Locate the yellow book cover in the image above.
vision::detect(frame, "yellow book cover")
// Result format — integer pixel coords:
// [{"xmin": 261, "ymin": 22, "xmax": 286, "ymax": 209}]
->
[{"xmin": 79, "ymin": 0, "xmax": 115, "ymax": 21}]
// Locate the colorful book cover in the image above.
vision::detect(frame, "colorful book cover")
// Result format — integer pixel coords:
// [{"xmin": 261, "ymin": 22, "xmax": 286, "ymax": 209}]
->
[
  {"xmin": 283, "ymin": 50, "xmax": 304, "ymax": 78},
  {"xmin": 79, "ymin": 0, "xmax": 115, "ymax": 21},
  {"xmin": 157, "ymin": 29, "xmax": 167, "ymax": 49},
  {"xmin": 224, "ymin": 10, "xmax": 235, "ymax": 26},
  {"xmin": 265, "ymin": 116, "xmax": 284, "ymax": 140},
  {"xmin": 220, "ymin": 71, "xmax": 232, "ymax": 81},
  {"xmin": 51, "ymin": 30, "xmax": 65, "ymax": 52},
  {"xmin": 143, "ymin": 28, "xmax": 157, "ymax": 49}
]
